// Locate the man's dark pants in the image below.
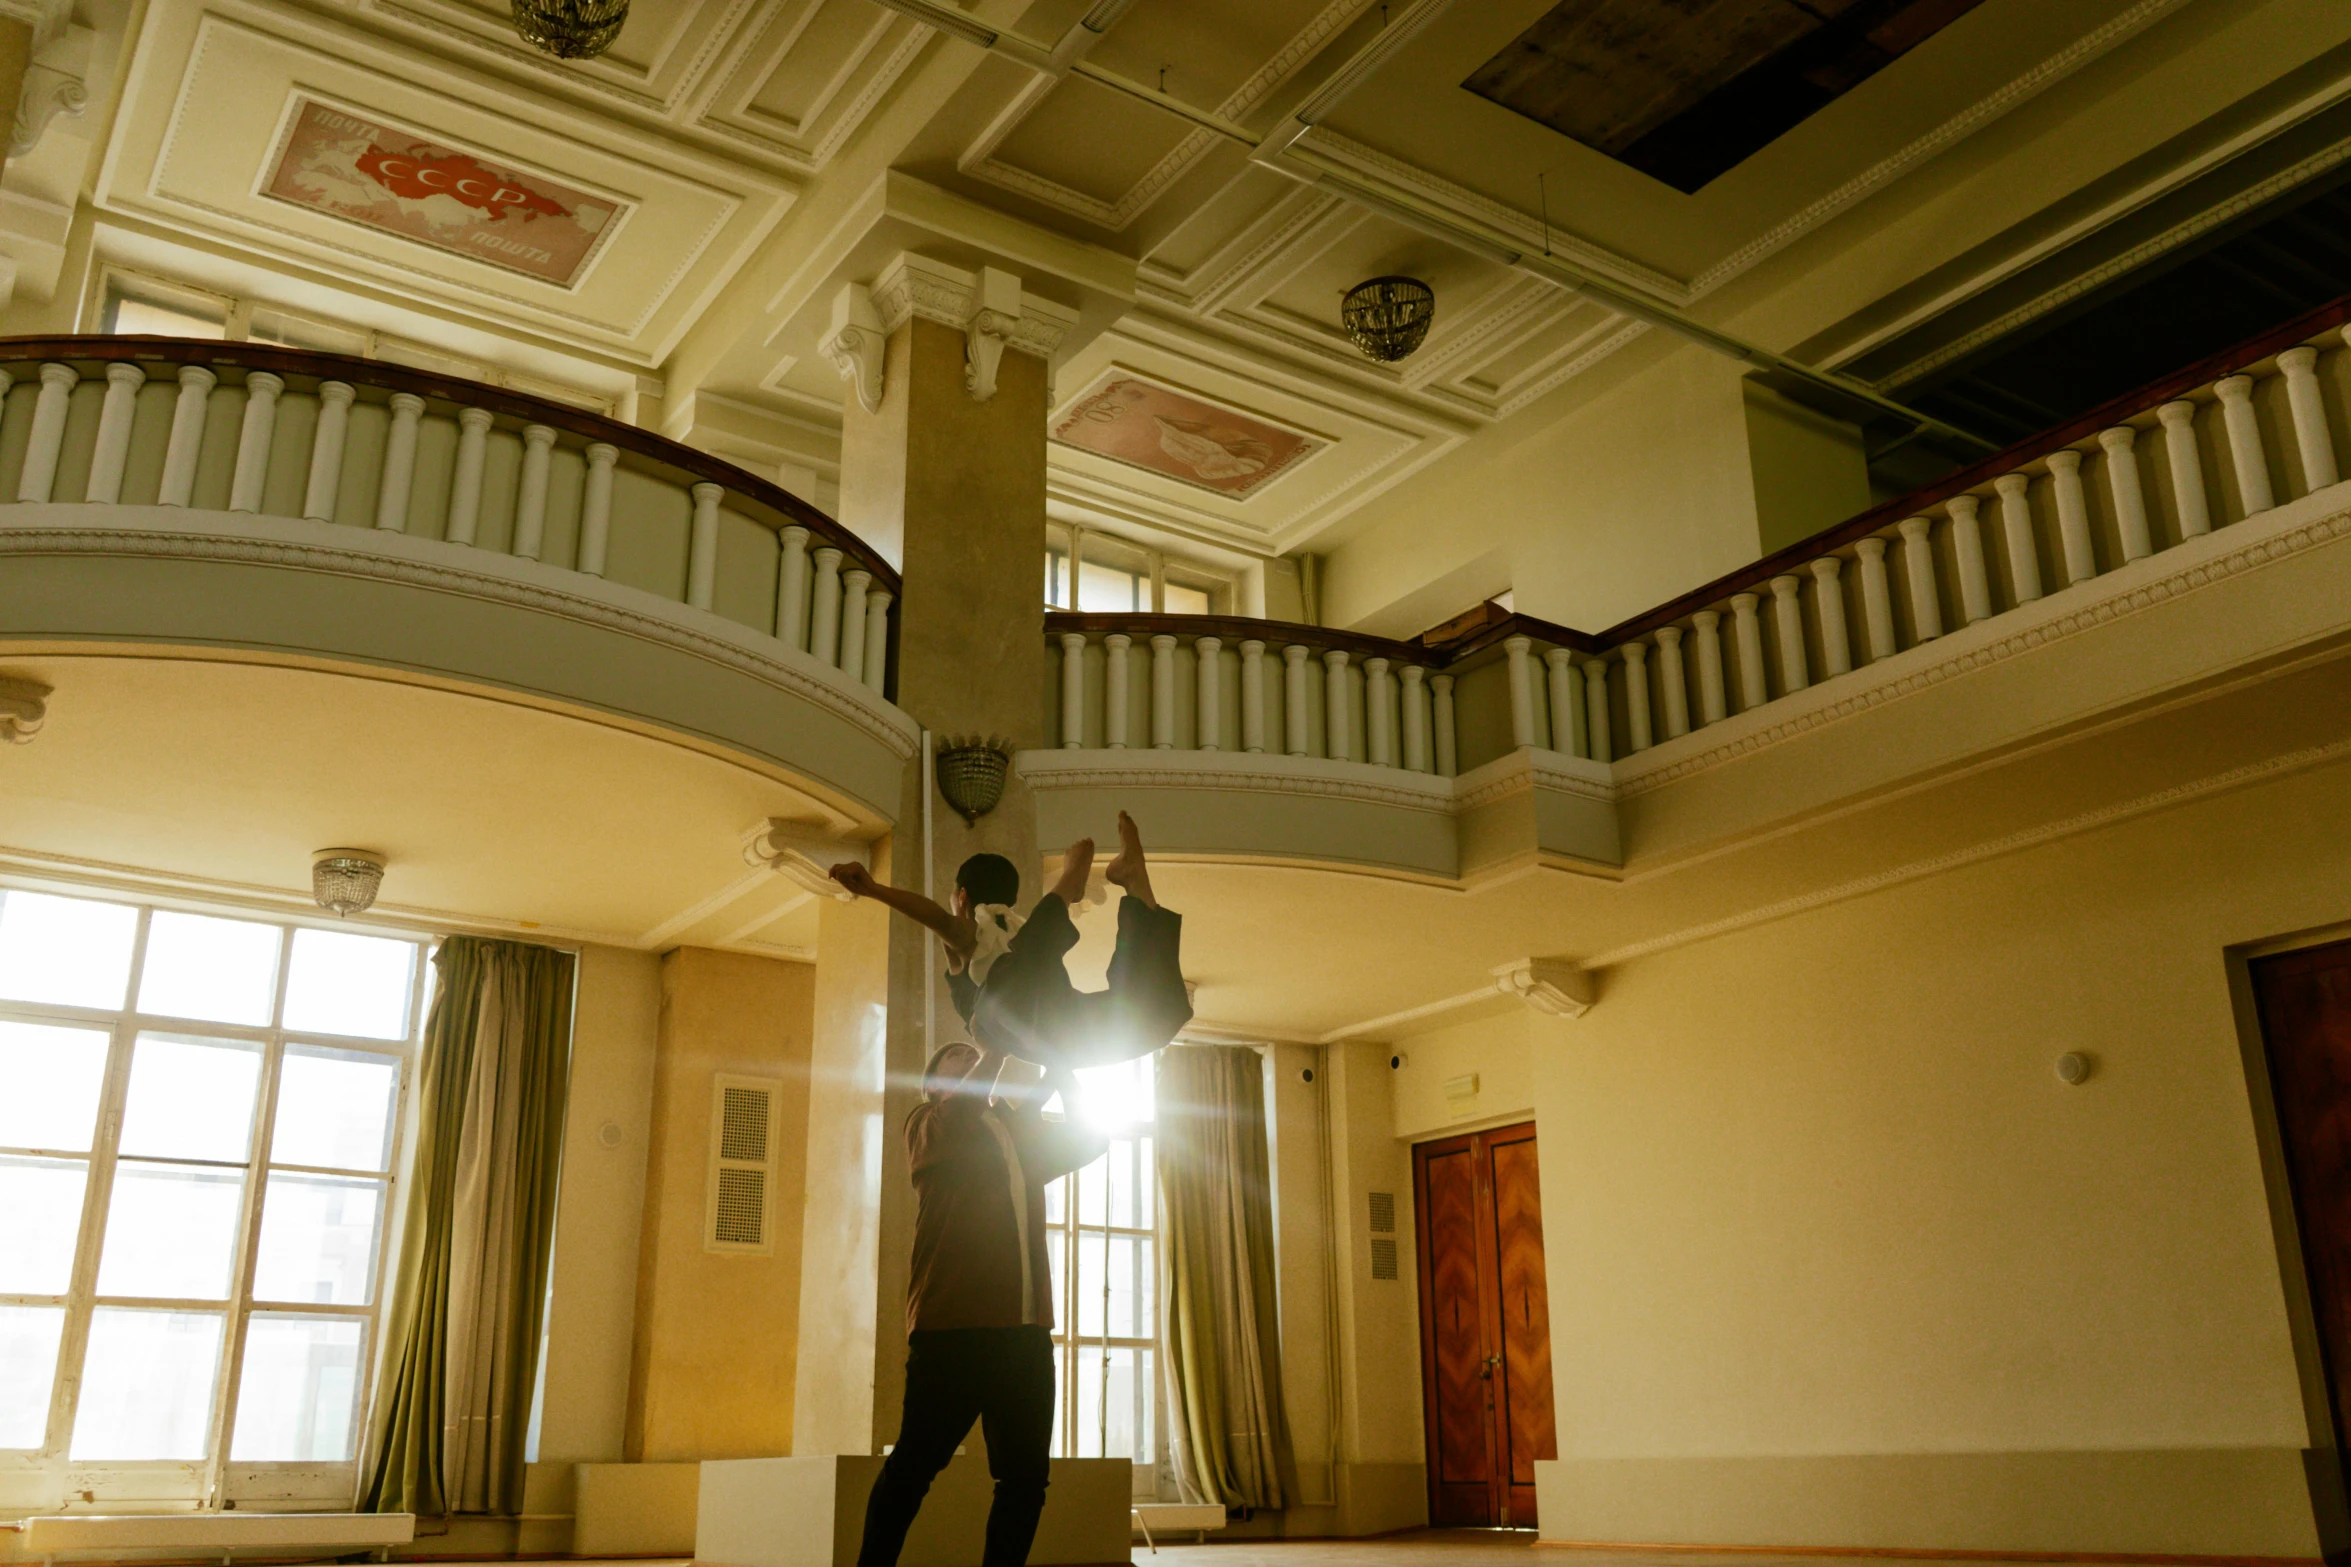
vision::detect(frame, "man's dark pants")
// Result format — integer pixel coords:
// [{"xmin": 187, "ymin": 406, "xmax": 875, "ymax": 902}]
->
[{"xmin": 856, "ymin": 1326, "xmax": 1055, "ymax": 1567}]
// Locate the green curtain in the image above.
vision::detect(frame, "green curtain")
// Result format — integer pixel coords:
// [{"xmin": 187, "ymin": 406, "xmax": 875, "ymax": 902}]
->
[
  {"xmin": 1157, "ymin": 1044, "xmax": 1298, "ymax": 1510},
  {"xmin": 364, "ymin": 937, "xmax": 574, "ymax": 1517}
]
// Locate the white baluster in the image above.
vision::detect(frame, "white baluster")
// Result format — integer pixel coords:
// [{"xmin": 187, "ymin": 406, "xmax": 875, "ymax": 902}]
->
[
  {"xmin": 1897, "ymin": 516, "xmax": 1943, "ymax": 641},
  {"xmin": 87, "ymin": 363, "xmax": 144, "ymax": 506},
  {"xmin": 1431, "ymin": 673, "xmax": 1457, "ymax": 778},
  {"xmin": 2096, "ymin": 427, "xmax": 2152, "ymax": 563},
  {"xmin": 687, "ymin": 481, "xmax": 724, "ymax": 610},
  {"xmin": 2279, "ymin": 346, "xmax": 2338, "ymax": 493},
  {"xmin": 1622, "ymin": 644, "xmax": 1652, "ymax": 752},
  {"xmin": 17, "ymin": 362, "xmax": 76, "ymax": 503},
  {"xmin": 1544, "ymin": 646, "xmax": 1584, "ymax": 756},
  {"xmin": 1993, "ymin": 474, "xmax": 2041, "ymax": 603},
  {"xmin": 2214, "ymin": 375, "xmax": 2274, "ymax": 516},
  {"xmin": 1106, "ymin": 633, "xmax": 1133, "ymax": 748},
  {"xmin": 375, "ymin": 392, "xmax": 425, "ymax": 531},
  {"xmin": 1323, "ymin": 649, "xmax": 1352, "ymax": 762},
  {"xmin": 2047, "ymin": 449, "xmax": 2097, "ymax": 584},
  {"xmin": 1283, "ymin": 645, "xmax": 1310, "ymax": 758},
  {"xmin": 159, "ymin": 365, "xmax": 215, "ymax": 508},
  {"xmin": 2157, "ymin": 402, "xmax": 2210, "ymax": 539},
  {"xmin": 776, "ymin": 524, "xmax": 810, "ymax": 646},
  {"xmin": 1504, "ymin": 634, "xmax": 1537, "ymax": 750},
  {"xmin": 1060, "ymin": 633, "xmax": 1088, "ymax": 747},
  {"xmin": 304, "ymin": 381, "xmax": 354, "ymax": 523},
  {"xmin": 513, "ymin": 423, "xmax": 555, "ymax": 560},
  {"xmin": 1151, "ymin": 634, "xmax": 1178, "ymax": 749},
  {"xmin": 578, "ymin": 442, "xmax": 618, "ymax": 575},
  {"xmin": 1769, "ymin": 575, "xmax": 1808, "ymax": 693},
  {"xmin": 1402, "ymin": 666, "xmax": 1430, "ymax": 772},
  {"xmin": 1692, "ymin": 610, "xmax": 1727, "ymax": 724},
  {"xmin": 1240, "ymin": 640, "xmax": 1267, "ymax": 753},
  {"xmin": 1582, "ymin": 660, "xmax": 1612, "ymax": 764},
  {"xmin": 1855, "ymin": 537, "xmax": 1896, "ymax": 660},
  {"xmin": 229, "ymin": 371, "xmax": 285, "ymax": 514},
  {"xmin": 839, "ymin": 570, "xmax": 871, "ymax": 684},
  {"xmin": 809, "ymin": 546, "xmax": 844, "ymax": 665},
  {"xmin": 861, "ymin": 589, "xmax": 891, "ymax": 694},
  {"xmin": 1730, "ymin": 591, "xmax": 1766, "ymax": 709},
  {"xmin": 1196, "ymin": 636, "xmax": 1223, "ymax": 751},
  {"xmin": 1810, "ymin": 558, "xmax": 1852, "ymax": 676},
  {"xmin": 445, "ymin": 406, "xmax": 493, "ymax": 545},
  {"xmin": 1655, "ymin": 627, "xmax": 1689, "ymax": 740},
  {"xmin": 1946, "ymin": 494, "xmax": 1991, "ymax": 623},
  {"xmin": 1364, "ymin": 656, "xmax": 1394, "ymax": 766}
]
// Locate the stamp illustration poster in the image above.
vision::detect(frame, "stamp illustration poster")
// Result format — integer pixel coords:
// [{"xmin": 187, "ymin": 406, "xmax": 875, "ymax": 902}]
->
[
  {"xmin": 1051, "ymin": 373, "xmax": 1324, "ymax": 499},
  {"xmin": 261, "ymin": 98, "xmax": 624, "ymax": 288}
]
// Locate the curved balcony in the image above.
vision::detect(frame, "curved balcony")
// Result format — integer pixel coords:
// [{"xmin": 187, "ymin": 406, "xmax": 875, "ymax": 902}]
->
[
  {"xmin": 1033, "ymin": 295, "xmax": 2351, "ymax": 882},
  {"xmin": 0, "ymin": 337, "xmax": 915, "ymax": 823}
]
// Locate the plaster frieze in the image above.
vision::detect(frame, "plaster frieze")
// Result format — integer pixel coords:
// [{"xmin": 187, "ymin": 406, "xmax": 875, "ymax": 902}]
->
[{"xmin": 867, "ymin": 252, "xmax": 1077, "ymax": 364}]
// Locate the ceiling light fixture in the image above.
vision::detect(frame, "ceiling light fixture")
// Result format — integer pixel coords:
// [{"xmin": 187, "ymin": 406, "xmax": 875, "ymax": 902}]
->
[
  {"xmin": 512, "ymin": 0, "xmax": 629, "ymax": 59},
  {"xmin": 1340, "ymin": 275, "xmax": 1435, "ymax": 363},
  {"xmin": 313, "ymin": 849, "xmax": 387, "ymax": 918},
  {"xmin": 935, "ymin": 737, "xmax": 1013, "ymax": 826}
]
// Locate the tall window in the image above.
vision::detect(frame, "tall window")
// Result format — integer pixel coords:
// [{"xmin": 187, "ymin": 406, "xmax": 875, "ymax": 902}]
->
[
  {"xmin": 1044, "ymin": 1055, "xmax": 1157, "ymax": 1477},
  {"xmin": 0, "ymin": 888, "xmax": 424, "ymax": 1506},
  {"xmin": 1045, "ymin": 526, "xmax": 1224, "ymax": 615}
]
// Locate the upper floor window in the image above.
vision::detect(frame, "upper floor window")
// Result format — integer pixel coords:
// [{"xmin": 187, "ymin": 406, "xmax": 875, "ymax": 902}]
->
[
  {"xmin": 1046, "ymin": 525, "xmax": 1224, "ymax": 616},
  {"xmin": 0, "ymin": 887, "xmax": 426, "ymax": 1505}
]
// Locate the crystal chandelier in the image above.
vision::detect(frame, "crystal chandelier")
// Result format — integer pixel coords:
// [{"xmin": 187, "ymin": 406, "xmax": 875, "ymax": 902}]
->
[
  {"xmin": 312, "ymin": 849, "xmax": 387, "ymax": 918},
  {"xmin": 512, "ymin": 0, "xmax": 629, "ymax": 60},
  {"xmin": 1340, "ymin": 276, "xmax": 1436, "ymax": 363}
]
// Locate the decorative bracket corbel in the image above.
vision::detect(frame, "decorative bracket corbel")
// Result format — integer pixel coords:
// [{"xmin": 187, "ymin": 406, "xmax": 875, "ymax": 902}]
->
[
  {"xmin": 819, "ymin": 283, "xmax": 885, "ymax": 415},
  {"xmin": 964, "ymin": 267, "xmax": 1023, "ymax": 403},
  {"xmin": 743, "ymin": 817, "xmax": 871, "ymax": 902},
  {"xmin": 0, "ymin": 674, "xmax": 50, "ymax": 742},
  {"xmin": 1493, "ymin": 957, "xmax": 1594, "ymax": 1019},
  {"xmin": 11, "ymin": 60, "xmax": 83, "ymax": 157}
]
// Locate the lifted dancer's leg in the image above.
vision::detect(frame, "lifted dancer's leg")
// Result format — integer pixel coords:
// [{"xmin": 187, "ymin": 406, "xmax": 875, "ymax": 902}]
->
[
  {"xmin": 1059, "ymin": 814, "xmax": 1190, "ymax": 1066},
  {"xmin": 1103, "ymin": 811, "xmax": 1154, "ymax": 909}
]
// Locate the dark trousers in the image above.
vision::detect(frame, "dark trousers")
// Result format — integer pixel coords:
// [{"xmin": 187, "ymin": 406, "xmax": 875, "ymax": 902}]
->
[
  {"xmin": 1055, "ymin": 896, "xmax": 1193, "ymax": 1067},
  {"xmin": 856, "ymin": 1326, "xmax": 1055, "ymax": 1567}
]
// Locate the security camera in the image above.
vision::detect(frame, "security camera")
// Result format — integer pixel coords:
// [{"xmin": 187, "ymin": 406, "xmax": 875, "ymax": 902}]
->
[{"xmin": 1389, "ymin": 1052, "xmax": 1408, "ymax": 1071}]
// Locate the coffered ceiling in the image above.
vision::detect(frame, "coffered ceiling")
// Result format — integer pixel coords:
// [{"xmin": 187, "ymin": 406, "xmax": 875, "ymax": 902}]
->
[{"xmin": 47, "ymin": 0, "xmax": 2346, "ymax": 560}]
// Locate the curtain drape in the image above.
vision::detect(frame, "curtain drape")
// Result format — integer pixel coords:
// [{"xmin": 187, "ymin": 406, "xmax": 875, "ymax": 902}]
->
[
  {"xmin": 1156, "ymin": 1044, "xmax": 1298, "ymax": 1510},
  {"xmin": 364, "ymin": 937, "xmax": 574, "ymax": 1516}
]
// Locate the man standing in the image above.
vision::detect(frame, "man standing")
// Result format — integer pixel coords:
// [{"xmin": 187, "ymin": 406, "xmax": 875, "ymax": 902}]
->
[{"xmin": 854, "ymin": 1037, "xmax": 1104, "ymax": 1567}]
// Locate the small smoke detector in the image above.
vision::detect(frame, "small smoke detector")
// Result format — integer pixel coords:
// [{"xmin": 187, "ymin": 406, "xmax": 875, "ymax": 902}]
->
[{"xmin": 312, "ymin": 848, "xmax": 386, "ymax": 917}]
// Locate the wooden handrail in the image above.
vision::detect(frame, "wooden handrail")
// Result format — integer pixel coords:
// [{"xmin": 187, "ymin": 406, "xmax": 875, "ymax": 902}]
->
[
  {"xmin": 0, "ymin": 335, "xmax": 898, "ymax": 590},
  {"xmin": 1044, "ymin": 611, "xmax": 1435, "ymax": 666},
  {"xmin": 1593, "ymin": 287, "xmax": 2351, "ymax": 647}
]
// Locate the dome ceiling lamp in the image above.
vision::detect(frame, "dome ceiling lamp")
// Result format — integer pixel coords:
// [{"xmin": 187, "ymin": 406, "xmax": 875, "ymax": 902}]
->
[
  {"xmin": 313, "ymin": 849, "xmax": 387, "ymax": 918},
  {"xmin": 1340, "ymin": 276, "xmax": 1435, "ymax": 363},
  {"xmin": 512, "ymin": 0, "xmax": 629, "ymax": 60}
]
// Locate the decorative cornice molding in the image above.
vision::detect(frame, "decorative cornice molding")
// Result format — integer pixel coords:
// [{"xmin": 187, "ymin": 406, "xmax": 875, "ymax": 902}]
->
[
  {"xmin": 1454, "ymin": 750, "xmax": 1617, "ymax": 811},
  {"xmin": 1015, "ymin": 750, "xmax": 1457, "ymax": 815},
  {"xmin": 0, "ymin": 674, "xmax": 49, "ymax": 741},
  {"xmin": 1493, "ymin": 956, "xmax": 1595, "ymax": 1019},
  {"xmin": 1613, "ymin": 489, "xmax": 2351, "ymax": 798},
  {"xmin": 0, "ymin": 512, "xmax": 920, "ymax": 761},
  {"xmin": 868, "ymin": 252, "xmax": 1078, "ymax": 363}
]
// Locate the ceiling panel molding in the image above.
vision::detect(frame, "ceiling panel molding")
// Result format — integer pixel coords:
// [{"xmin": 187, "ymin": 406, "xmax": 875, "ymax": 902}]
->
[
  {"xmin": 958, "ymin": 0, "xmax": 1375, "ymax": 233},
  {"xmin": 1682, "ymin": 0, "xmax": 2200, "ymax": 299},
  {"xmin": 98, "ymin": 2, "xmax": 793, "ymax": 362},
  {"xmin": 358, "ymin": 0, "xmax": 752, "ymax": 114}
]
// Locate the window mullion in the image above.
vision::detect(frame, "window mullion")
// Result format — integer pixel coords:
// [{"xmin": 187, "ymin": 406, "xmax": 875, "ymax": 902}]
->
[
  {"xmin": 42, "ymin": 909, "xmax": 150, "ymax": 1468},
  {"xmin": 205, "ymin": 928, "xmax": 294, "ymax": 1499}
]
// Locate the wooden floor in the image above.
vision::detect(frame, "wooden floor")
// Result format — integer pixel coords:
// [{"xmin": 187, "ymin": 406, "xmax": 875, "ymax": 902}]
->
[{"xmin": 1140, "ymin": 1532, "xmax": 1544, "ymax": 1564}]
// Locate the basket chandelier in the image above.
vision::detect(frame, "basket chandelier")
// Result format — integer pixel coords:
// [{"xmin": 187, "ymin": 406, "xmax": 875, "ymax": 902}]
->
[
  {"xmin": 1340, "ymin": 276, "xmax": 1436, "ymax": 363},
  {"xmin": 512, "ymin": 0, "xmax": 629, "ymax": 59}
]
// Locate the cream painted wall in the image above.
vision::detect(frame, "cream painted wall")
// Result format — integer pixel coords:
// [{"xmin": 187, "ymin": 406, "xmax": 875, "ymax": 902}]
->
[
  {"xmin": 1388, "ymin": 1009, "xmax": 1542, "ymax": 1142},
  {"xmin": 1321, "ymin": 340, "xmax": 1765, "ymax": 638},
  {"xmin": 536, "ymin": 945, "xmax": 661, "ymax": 1466},
  {"xmin": 627, "ymin": 947, "xmax": 817, "ymax": 1462}
]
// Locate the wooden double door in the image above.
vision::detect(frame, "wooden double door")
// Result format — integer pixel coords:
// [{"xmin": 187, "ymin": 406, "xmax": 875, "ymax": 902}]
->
[
  {"xmin": 1412, "ymin": 1121, "xmax": 1556, "ymax": 1528},
  {"xmin": 2252, "ymin": 939, "xmax": 2351, "ymax": 1467}
]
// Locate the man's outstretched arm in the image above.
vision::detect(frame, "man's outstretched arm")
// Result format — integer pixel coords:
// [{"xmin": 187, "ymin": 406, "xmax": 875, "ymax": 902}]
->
[{"xmin": 830, "ymin": 862, "xmax": 974, "ymax": 962}]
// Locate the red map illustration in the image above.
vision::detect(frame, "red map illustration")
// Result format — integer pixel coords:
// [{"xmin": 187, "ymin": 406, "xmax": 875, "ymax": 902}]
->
[{"xmin": 354, "ymin": 146, "xmax": 571, "ymax": 223}]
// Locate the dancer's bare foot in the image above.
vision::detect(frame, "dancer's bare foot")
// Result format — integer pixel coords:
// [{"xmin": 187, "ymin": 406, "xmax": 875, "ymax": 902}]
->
[
  {"xmin": 1049, "ymin": 837, "xmax": 1095, "ymax": 904},
  {"xmin": 1104, "ymin": 811, "xmax": 1156, "ymax": 909}
]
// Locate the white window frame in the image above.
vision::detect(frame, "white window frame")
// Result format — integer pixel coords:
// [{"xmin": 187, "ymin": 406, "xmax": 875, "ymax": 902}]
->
[
  {"xmin": 1042, "ymin": 1084, "xmax": 1164, "ymax": 1499},
  {"xmin": 1047, "ymin": 522, "xmax": 1232, "ymax": 616},
  {"xmin": 0, "ymin": 887, "xmax": 429, "ymax": 1511}
]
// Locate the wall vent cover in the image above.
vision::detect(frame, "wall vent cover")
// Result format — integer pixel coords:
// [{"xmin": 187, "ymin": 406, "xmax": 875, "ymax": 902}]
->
[
  {"xmin": 706, "ymin": 1074, "xmax": 782, "ymax": 1255},
  {"xmin": 1370, "ymin": 1236, "xmax": 1399, "ymax": 1280},
  {"xmin": 1368, "ymin": 1191, "xmax": 1395, "ymax": 1233}
]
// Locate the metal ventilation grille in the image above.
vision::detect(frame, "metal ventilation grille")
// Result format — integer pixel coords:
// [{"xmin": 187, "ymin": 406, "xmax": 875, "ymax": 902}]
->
[
  {"xmin": 1368, "ymin": 1191, "xmax": 1395, "ymax": 1233},
  {"xmin": 720, "ymin": 1086, "xmax": 770, "ymax": 1162},
  {"xmin": 713, "ymin": 1166, "xmax": 766, "ymax": 1246},
  {"xmin": 706, "ymin": 1075, "xmax": 781, "ymax": 1255},
  {"xmin": 1370, "ymin": 1236, "xmax": 1399, "ymax": 1280}
]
